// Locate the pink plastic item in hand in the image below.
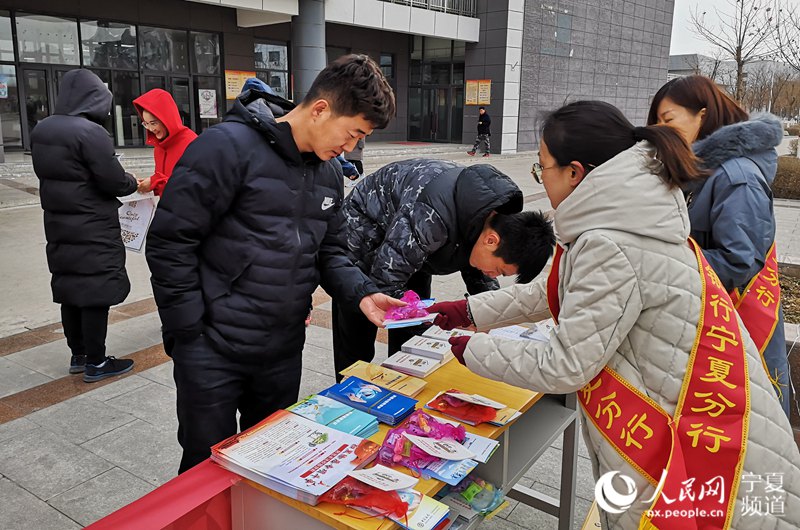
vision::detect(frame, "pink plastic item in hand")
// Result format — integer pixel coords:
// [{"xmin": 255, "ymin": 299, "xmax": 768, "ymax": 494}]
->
[{"xmin": 384, "ymin": 290, "xmax": 430, "ymax": 321}]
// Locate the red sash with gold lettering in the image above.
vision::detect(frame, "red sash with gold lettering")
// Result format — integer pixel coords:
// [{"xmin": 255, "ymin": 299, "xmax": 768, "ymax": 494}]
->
[
  {"xmin": 728, "ymin": 243, "xmax": 781, "ymax": 389},
  {"xmin": 547, "ymin": 239, "xmax": 749, "ymax": 529}
]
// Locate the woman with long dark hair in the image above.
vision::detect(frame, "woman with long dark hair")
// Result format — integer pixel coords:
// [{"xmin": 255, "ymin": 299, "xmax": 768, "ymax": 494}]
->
[
  {"xmin": 648, "ymin": 75, "xmax": 790, "ymax": 416},
  {"xmin": 429, "ymin": 101, "xmax": 800, "ymax": 529}
]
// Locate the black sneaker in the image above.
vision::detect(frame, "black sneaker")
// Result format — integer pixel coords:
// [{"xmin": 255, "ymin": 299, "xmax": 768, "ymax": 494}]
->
[
  {"xmin": 83, "ymin": 356, "xmax": 134, "ymax": 383},
  {"xmin": 69, "ymin": 355, "xmax": 86, "ymax": 374}
]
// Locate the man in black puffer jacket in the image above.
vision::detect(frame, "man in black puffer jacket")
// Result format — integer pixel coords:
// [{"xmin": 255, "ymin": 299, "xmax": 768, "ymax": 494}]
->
[
  {"xmin": 32, "ymin": 69, "xmax": 138, "ymax": 383},
  {"xmin": 146, "ymin": 55, "xmax": 400, "ymax": 473},
  {"xmin": 333, "ymin": 158, "xmax": 555, "ymax": 376}
]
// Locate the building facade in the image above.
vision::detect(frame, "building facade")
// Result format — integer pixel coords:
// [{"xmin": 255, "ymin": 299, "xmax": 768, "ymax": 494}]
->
[{"xmin": 0, "ymin": 0, "xmax": 673, "ymax": 152}]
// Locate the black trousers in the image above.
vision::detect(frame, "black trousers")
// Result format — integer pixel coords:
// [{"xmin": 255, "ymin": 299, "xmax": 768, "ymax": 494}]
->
[
  {"xmin": 332, "ymin": 271, "xmax": 432, "ymax": 381},
  {"xmin": 172, "ymin": 334, "xmax": 303, "ymax": 473},
  {"xmin": 60, "ymin": 305, "xmax": 109, "ymax": 365}
]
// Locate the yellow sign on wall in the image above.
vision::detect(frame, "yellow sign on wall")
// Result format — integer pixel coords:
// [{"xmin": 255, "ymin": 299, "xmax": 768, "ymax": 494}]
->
[
  {"xmin": 225, "ymin": 70, "xmax": 257, "ymax": 99},
  {"xmin": 465, "ymin": 79, "xmax": 491, "ymax": 105},
  {"xmin": 465, "ymin": 80, "xmax": 479, "ymax": 105}
]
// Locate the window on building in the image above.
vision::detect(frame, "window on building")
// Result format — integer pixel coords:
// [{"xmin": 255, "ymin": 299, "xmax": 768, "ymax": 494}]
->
[
  {"xmin": 255, "ymin": 42, "xmax": 290, "ymax": 99},
  {"xmin": 326, "ymin": 46, "xmax": 349, "ymax": 64},
  {"xmin": 542, "ymin": 10, "xmax": 573, "ymax": 57},
  {"xmin": 111, "ymin": 70, "xmax": 141, "ymax": 146},
  {"xmin": 139, "ymin": 26, "xmax": 188, "ymax": 72},
  {"xmin": 380, "ymin": 53, "xmax": 394, "ymax": 79},
  {"xmin": 0, "ymin": 11, "xmax": 14, "ymax": 62},
  {"xmin": 0, "ymin": 64, "xmax": 21, "ymax": 147},
  {"xmin": 16, "ymin": 13, "xmax": 79, "ymax": 65},
  {"xmin": 81, "ymin": 21, "xmax": 137, "ymax": 69},
  {"xmin": 191, "ymin": 32, "xmax": 219, "ymax": 75}
]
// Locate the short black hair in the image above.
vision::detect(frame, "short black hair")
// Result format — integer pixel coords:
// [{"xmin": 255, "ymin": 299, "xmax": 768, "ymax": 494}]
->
[
  {"xmin": 303, "ymin": 54, "xmax": 396, "ymax": 129},
  {"xmin": 479, "ymin": 106, "xmax": 486, "ymax": 110},
  {"xmin": 490, "ymin": 210, "xmax": 555, "ymax": 283}
]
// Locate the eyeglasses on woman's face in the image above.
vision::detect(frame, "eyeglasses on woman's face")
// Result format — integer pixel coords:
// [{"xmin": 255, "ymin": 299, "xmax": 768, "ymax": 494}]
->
[
  {"xmin": 531, "ymin": 162, "xmax": 558, "ymax": 184},
  {"xmin": 141, "ymin": 119, "xmax": 163, "ymax": 130}
]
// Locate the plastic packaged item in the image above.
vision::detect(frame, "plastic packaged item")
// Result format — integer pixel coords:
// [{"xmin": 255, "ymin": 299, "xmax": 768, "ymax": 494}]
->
[
  {"xmin": 378, "ymin": 410, "xmax": 466, "ymax": 471},
  {"xmin": 451, "ymin": 474, "xmax": 505, "ymax": 516},
  {"xmin": 384, "ymin": 290, "xmax": 431, "ymax": 321}
]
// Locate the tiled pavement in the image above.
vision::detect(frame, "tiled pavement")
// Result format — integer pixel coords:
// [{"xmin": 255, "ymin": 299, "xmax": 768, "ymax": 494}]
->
[{"xmin": 1, "ymin": 142, "xmax": 798, "ymax": 529}]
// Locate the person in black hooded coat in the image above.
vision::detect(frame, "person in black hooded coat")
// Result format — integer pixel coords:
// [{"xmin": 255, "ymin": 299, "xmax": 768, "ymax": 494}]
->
[
  {"xmin": 31, "ymin": 68, "xmax": 138, "ymax": 382},
  {"xmin": 332, "ymin": 158, "xmax": 555, "ymax": 376}
]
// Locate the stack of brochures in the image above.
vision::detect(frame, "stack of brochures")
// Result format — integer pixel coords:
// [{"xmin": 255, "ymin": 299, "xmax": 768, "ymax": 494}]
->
[
  {"xmin": 287, "ymin": 393, "xmax": 379, "ymax": 438},
  {"xmin": 421, "ymin": 325, "xmax": 475, "ymax": 341},
  {"xmin": 382, "ymin": 351, "xmax": 445, "ymax": 378},
  {"xmin": 320, "ymin": 376, "xmax": 417, "ymax": 425},
  {"xmin": 210, "ymin": 409, "xmax": 379, "ymax": 505},
  {"xmin": 339, "ymin": 360, "xmax": 427, "ymax": 397},
  {"xmin": 400, "ymin": 335, "xmax": 454, "ymax": 362}
]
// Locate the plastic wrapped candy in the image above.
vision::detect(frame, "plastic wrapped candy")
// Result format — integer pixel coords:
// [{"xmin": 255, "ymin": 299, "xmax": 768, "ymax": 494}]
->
[
  {"xmin": 448, "ymin": 473, "xmax": 506, "ymax": 516},
  {"xmin": 427, "ymin": 391, "xmax": 499, "ymax": 425},
  {"xmin": 383, "ymin": 290, "xmax": 430, "ymax": 321},
  {"xmin": 319, "ymin": 476, "xmax": 408, "ymax": 519},
  {"xmin": 378, "ymin": 410, "xmax": 466, "ymax": 471}
]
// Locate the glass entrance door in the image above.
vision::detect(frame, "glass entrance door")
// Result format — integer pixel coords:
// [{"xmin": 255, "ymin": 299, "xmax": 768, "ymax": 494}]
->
[
  {"xmin": 171, "ymin": 77, "xmax": 191, "ymax": 128},
  {"xmin": 21, "ymin": 65, "xmax": 94, "ymax": 148},
  {"xmin": 411, "ymin": 87, "xmax": 452, "ymax": 142},
  {"xmin": 21, "ymin": 68, "xmax": 49, "ymax": 148}
]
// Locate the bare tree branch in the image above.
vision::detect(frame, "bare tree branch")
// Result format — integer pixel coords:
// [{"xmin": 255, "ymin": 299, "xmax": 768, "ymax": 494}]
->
[
  {"xmin": 774, "ymin": 0, "xmax": 800, "ymax": 76},
  {"xmin": 688, "ymin": 0, "xmax": 777, "ymax": 100}
]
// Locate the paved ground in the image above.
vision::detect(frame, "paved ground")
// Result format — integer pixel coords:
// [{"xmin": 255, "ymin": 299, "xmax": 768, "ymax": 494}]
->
[{"xmin": 0, "ymin": 139, "xmax": 796, "ymax": 529}]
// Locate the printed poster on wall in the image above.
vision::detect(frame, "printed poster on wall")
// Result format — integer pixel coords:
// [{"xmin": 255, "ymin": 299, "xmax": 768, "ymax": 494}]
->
[
  {"xmin": 198, "ymin": 89, "xmax": 218, "ymax": 118},
  {"xmin": 465, "ymin": 80, "xmax": 479, "ymax": 105},
  {"xmin": 477, "ymin": 80, "xmax": 491, "ymax": 105},
  {"xmin": 225, "ymin": 70, "xmax": 256, "ymax": 99},
  {"xmin": 118, "ymin": 191, "xmax": 156, "ymax": 253}
]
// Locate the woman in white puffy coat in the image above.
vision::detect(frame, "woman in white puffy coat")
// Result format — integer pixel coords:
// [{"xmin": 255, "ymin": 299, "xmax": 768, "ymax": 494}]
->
[{"xmin": 428, "ymin": 101, "xmax": 800, "ymax": 529}]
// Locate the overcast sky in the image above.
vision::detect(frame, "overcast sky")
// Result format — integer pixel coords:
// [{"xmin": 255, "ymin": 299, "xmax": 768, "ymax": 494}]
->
[{"xmin": 670, "ymin": 0, "xmax": 727, "ymax": 56}]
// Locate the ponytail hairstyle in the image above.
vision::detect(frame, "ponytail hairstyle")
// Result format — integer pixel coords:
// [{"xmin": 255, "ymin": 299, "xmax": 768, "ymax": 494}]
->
[
  {"xmin": 647, "ymin": 75, "xmax": 748, "ymax": 140},
  {"xmin": 541, "ymin": 100, "xmax": 708, "ymax": 189}
]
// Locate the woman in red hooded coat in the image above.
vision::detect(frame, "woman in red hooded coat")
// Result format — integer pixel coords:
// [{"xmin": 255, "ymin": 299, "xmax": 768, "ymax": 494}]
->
[{"xmin": 133, "ymin": 89, "xmax": 197, "ymax": 196}]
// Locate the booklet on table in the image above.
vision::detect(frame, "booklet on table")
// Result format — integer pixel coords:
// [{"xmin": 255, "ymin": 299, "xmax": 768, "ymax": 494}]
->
[
  {"xmin": 382, "ymin": 351, "xmax": 447, "ymax": 378},
  {"xmin": 401, "ymin": 335, "xmax": 454, "ymax": 362},
  {"xmin": 287, "ymin": 393, "xmax": 379, "ymax": 438},
  {"xmin": 339, "ymin": 360, "xmax": 427, "ymax": 397},
  {"xmin": 320, "ymin": 376, "xmax": 417, "ymax": 425}
]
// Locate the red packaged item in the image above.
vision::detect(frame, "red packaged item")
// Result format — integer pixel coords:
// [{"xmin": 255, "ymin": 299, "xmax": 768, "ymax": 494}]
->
[
  {"xmin": 427, "ymin": 390, "xmax": 498, "ymax": 425},
  {"xmin": 319, "ymin": 476, "xmax": 408, "ymax": 519}
]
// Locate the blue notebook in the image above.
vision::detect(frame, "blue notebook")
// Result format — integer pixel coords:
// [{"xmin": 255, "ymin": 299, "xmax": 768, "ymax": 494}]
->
[
  {"xmin": 287, "ymin": 394, "xmax": 378, "ymax": 438},
  {"xmin": 320, "ymin": 377, "xmax": 417, "ymax": 426}
]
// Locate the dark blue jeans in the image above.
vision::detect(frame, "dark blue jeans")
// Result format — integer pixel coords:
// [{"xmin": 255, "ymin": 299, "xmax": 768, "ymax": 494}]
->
[{"xmin": 171, "ymin": 334, "xmax": 302, "ymax": 473}]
